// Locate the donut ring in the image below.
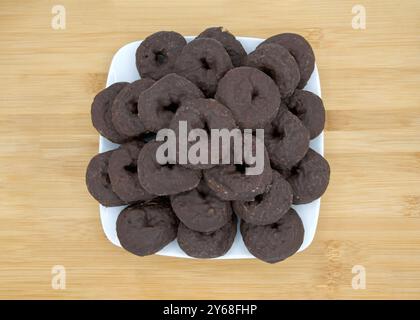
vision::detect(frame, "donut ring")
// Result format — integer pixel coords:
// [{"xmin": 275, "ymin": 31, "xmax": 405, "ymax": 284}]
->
[
  {"xmin": 197, "ymin": 26, "xmax": 246, "ymax": 67},
  {"xmin": 175, "ymin": 38, "xmax": 233, "ymax": 97},
  {"xmin": 136, "ymin": 31, "xmax": 187, "ymax": 80},
  {"xmin": 108, "ymin": 141, "xmax": 155, "ymax": 203},
  {"xmin": 264, "ymin": 109, "xmax": 310, "ymax": 171},
  {"xmin": 215, "ymin": 67, "xmax": 280, "ymax": 129},
  {"xmin": 246, "ymin": 43, "xmax": 300, "ymax": 98},
  {"xmin": 233, "ymin": 170, "xmax": 293, "ymax": 225},
  {"xmin": 116, "ymin": 199, "xmax": 178, "ymax": 256},
  {"xmin": 259, "ymin": 33, "xmax": 315, "ymax": 89},
  {"xmin": 169, "ymin": 98, "xmax": 237, "ymax": 170},
  {"xmin": 203, "ymin": 136, "xmax": 273, "ymax": 201},
  {"xmin": 111, "ymin": 79, "xmax": 155, "ymax": 137},
  {"xmin": 287, "ymin": 148, "xmax": 330, "ymax": 204},
  {"xmin": 171, "ymin": 181, "xmax": 233, "ymax": 233},
  {"xmin": 177, "ymin": 214, "xmax": 237, "ymax": 259},
  {"xmin": 240, "ymin": 208, "xmax": 304, "ymax": 263},
  {"xmin": 137, "ymin": 73, "xmax": 204, "ymax": 132},
  {"xmin": 85, "ymin": 151, "xmax": 125, "ymax": 207},
  {"xmin": 285, "ymin": 89, "xmax": 325, "ymax": 139},
  {"xmin": 91, "ymin": 82, "xmax": 130, "ymax": 143},
  {"xmin": 137, "ymin": 141, "xmax": 202, "ymax": 196}
]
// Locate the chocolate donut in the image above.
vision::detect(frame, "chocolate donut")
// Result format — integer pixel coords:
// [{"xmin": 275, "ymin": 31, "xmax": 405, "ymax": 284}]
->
[
  {"xmin": 111, "ymin": 79, "xmax": 155, "ymax": 137},
  {"xmin": 285, "ymin": 89, "xmax": 325, "ymax": 139},
  {"xmin": 174, "ymin": 38, "xmax": 233, "ymax": 97},
  {"xmin": 91, "ymin": 82, "xmax": 130, "ymax": 143},
  {"xmin": 171, "ymin": 181, "xmax": 233, "ymax": 233},
  {"xmin": 287, "ymin": 148, "xmax": 330, "ymax": 204},
  {"xmin": 215, "ymin": 67, "xmax": 280, "ymax": 129},
  {"xmin": 203, "ymin": 136, "xmax": 272, "ymax": 201},
  {"xmin": 169, "ymin": 98, "xmax": 237, "ymax": 170},
  {"xmin": 116, "ymin": 199, "xmax": 178, "ymax": 256},
  {"xmin": 137, "ymin": 141, "xmax": 202, "ymax": 196},
  {"xmin": 245, "ymin": 43, "xmax": 300, "ymax": 98},
  {"xmin": 241, "ymin": 208, "xmax": 304, "ymax": 263},
  {"xmin": 233, "ymin": 170, "xmax": 293, "ymax": 225},
  {"xmin": 108, "ymin": 141, "xmax": 155, "ymax": 203},
  {"xmin": 264, "ymin": 109, "xmax": 310, "ymax": 171},
  {"xmin": 86, "ymin": 151, "xmax": 125, "ymax": 207},
  {"xmin": 136, "ymin": 31, "xmax": 187, "ymax": 80},
  {"xmin": 137, "ymin": 73, "xmax": 204, "ymax": 132},
  {"xmin": 259, "ymin": 33, "xmax": 315, "ymax": 89},
  {"xmin": 177, "ymin": 214, "xmax": 237, "ymax": 258},
  {"xmin": 197, "ymin": 26, "xmax": 246, "ymax": 67}
]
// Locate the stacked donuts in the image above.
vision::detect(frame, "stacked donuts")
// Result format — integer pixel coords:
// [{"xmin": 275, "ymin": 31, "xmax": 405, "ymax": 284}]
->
[{"xmin": 86, "ymin": 27, "xmax": 330, "ymax": 263}]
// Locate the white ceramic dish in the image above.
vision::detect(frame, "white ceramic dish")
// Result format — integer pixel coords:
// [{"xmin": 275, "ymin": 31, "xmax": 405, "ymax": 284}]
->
[{"xmin": 99, "ymin": 36, "xmax": 323, "ymax": 259}]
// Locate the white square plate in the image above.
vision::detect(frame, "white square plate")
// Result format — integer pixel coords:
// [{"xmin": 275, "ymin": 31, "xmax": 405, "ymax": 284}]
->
[{"xmin": 99, "ymin": 36, "xmax": 323, "ymax": 259}]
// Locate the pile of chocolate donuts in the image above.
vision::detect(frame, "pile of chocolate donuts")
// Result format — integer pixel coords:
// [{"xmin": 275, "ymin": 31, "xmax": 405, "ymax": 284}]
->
[{"xmin": 86, "ymin": 27, "xmax": 330, "ymax": 263}]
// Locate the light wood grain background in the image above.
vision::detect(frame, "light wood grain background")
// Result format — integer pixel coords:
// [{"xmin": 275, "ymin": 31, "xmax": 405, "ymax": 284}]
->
[{"xmin": 0, "ymin": 0, "xmax": 419, "ymax": 299}]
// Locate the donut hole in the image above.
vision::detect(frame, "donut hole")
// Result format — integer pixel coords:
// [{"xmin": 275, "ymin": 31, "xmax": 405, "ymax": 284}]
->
[
  {"xmin": 153, "ymin": 50, "xmax": 167, "ymax": 65},
  {"xmin": 163, "ymin": 101, "xmax": 180, "ymax": 114},
  {"xmin": 254, "ymin": 193, "xmax": 265, "ymax": 204},
  {"xmin": 129, "ymin": 100, "xmax": 139, "ymax": 115},
  {"xmin": 289, "ymin": 104, "xmax": 306, "ymax": 117},
  {"xmin": 269, "ymin": 127, "xmax": 285, "ymax": 140},
  {"xmin": 251, "ymin": 88, "xmax": 259, "ymax": 101},
  {"xmin": 101, "ymin": 172, "xmax": 111, "ymax": 186},
  {"xmin": 124, "ymin": 163, "xmax": 138, "ymax": 174},
  {"xmin": 270, "ymin": 221, "xmax": 284, "ymax": 229},
  {"xmin": 200, "ymin": 57, "xmax": 211, "ymax": 70}
]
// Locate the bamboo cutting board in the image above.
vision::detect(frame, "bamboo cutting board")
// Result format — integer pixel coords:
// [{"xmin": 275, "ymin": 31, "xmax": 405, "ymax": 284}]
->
[{"xmin": 0, "ymin": 0, "xmax": 419, "ymax": 299}]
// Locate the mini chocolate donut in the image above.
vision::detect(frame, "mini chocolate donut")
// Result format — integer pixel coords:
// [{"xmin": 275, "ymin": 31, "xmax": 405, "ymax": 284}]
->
[
  {"xmin": 137, "ymin": 141, "xmax": 202, "ymax": 196},
  {"xmin": 215, "ymin": 67, "xmax": 280, "ymax": 129},
  {"xmin": 91, "ymin": 82, "xmax": 130, "ymax": 143},
  {"xmin": 287, "ymin": 148, "xmax": 330, "ymax": 204},
  {"xmin": 264, "ymin": 109, "xmax": 310, "ymax": 171},
  {"xmin": 137, "ymin": 73, "xmax": 204, "ymax": 132},
  {"xmin": 170, "ymin": 98, "xmax": 237, "ymax": 170},
  {"xmin": 197, "ymin": 26, "xmax": 246, "ymax": 67},
  {"xmin": 240, "ymin": 208, "xmax": 304, "ymax": 263},
  {"xmin": 245, "ymin": 43, "xmax": 300, "ymax": 98},
  {"xmin": 108, "ymin": 141, "xmax": 155, "ymax": 203},
  {"xmin": 171, "ymin": 181, "xmax": 233, "ymax": 233},
  {"xmin": 174, "ymin": 38, "xmax": 233, "ymax": 97},
  {"xmin": 111, "ymin": 78, "xmax": 155, "ymax": 137},
  {"xmin": 136, "ymin": 31, "xmax": 187, "ymax": 80},
  {"xmin": 85, "ymin": 151, "xmax": 125, "ymax": 207},
  {"xmin": 285, "ymin": 89, "xmax": 325, "ymax": 139},
  {"xmin": 233, "ymin": 170, "xmax": 293, "ymax": 225},
  {"xmin": 177, "ymin": 214, "xmax": 237, "ymax": 258},
  {"xmin": 203, "ymin": 136, "xmax": 272, "ymax": 201},
  {"xmin": 259, "ymin": 33, "xmax": 315, "ymax": 89},
  {"xmin": 116, "ymin": 199, "xmax": 178, "ymax": 256}
]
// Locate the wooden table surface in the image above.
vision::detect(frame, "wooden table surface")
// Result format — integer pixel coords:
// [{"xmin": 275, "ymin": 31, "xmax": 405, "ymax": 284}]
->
[{"xmin": 1, "ymin": 0, "xmax": 419, "ymax": 299}]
